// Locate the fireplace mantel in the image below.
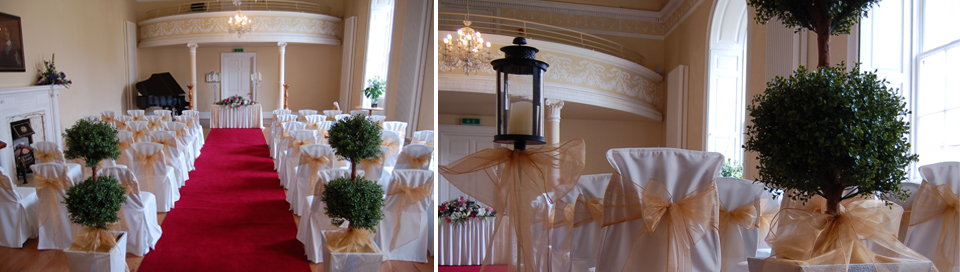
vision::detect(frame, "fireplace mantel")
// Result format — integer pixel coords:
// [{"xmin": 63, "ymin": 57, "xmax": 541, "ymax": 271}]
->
[{"xmin": 0, "ymin": 85, "xmax": 63, "ymax": 177}]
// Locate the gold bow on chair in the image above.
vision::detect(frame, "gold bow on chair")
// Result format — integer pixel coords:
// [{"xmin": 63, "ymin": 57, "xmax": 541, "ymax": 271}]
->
[
  {"xmin": 132, "ymin": 129, "xmax": 149, "ymax": 142},
  {"xmin": 136, "ymin": 151, "xmax": 164, "ymax": 190},
  {"xmin": 909, "ymin": 181, "xmax": 959, "ymax": 272},
  {"xmin": 152, "ymin": 138, "xmax": 178, "ymax": 166},
  {"xmin": 101, "ymin": 114, "xmax": 115, "ymax": 124},
  {"xmin": 401, "ymin": 153, "xmax": 431, "ymax": 169},
  {"xmin": 161, "ymin": 114, "xmax": 171, "ymax": 122},
  {"xmin": 439, "ymin": 139, "xmax": 585, "ymax": 271},
  {"xmin": 132, "ymin": 115, "xmax": 144, "ymax": 121},
  {"xmin": 174, "ymin": 128, "xmax": 189, "ymax": 139},
  {"xmin": 34, "ymin": 150, "xmax": 65, "ymax": 163},
  {"xmin": 300, "ymin": 154, "xmax": 332, "ymax": 186},
  {"xmin": 114, "ymin": 121, "xmax": 128, "ymax": 131},
  {"xmin": 35, "ymin": 173, "xmax": 73, "ymax": 250},
  {"xmin": 386, "ymin": 180, "xmax": 434, "ymax": 250},
  {"xmin": 147, "ymin": 120, "xmax": 163, "ymax": 131},
  {"xmin": 573, "ymin": 196, "xmax": 603, "ymax": 228},
  {"xmin": 718, "ymin": 199, "xmax": 761, "ymax": 272},
  {"xmin": 118, "ymin": 140, "xmax": 132, "ymax": 152},
  {"xmin": 382, "ymin": 139, "xmax": 401, "ymax": 158},
  {"xmin": 288, "ymin": 139, "xmax": 312, "ymax": 151}
]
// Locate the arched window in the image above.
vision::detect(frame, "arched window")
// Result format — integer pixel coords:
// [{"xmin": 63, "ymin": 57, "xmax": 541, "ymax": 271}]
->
[{"xmin": 706, "ymin": 0, "xmax": 748, "ymax": 167}]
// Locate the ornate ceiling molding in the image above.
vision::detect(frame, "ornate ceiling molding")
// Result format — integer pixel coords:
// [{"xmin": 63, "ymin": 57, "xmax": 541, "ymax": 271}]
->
[{"xmin": 138, "ymin": 11, "xmax": 342, "ymax": 47}]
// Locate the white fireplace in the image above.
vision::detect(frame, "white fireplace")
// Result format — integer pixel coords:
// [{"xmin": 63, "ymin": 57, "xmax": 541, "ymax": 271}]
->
[{"xmin": 0, "ymin": 85, "xmax": 63, "ymax": 178}]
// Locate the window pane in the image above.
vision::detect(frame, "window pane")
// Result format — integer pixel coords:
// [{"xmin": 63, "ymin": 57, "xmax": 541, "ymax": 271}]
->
[
  {"xmin": 923, "ymin": 0, "xmax": 960, "ymax": 51},
  {"xmin": 947, "ymin": 47, "xmax": 960, "ymax": 110},
  {"xmin": 916, "ymin": 113, "xmax": 944, "ymax": 167},
  {"xmin": 917, "ymin": 52, "xmax": 946, "ymax": 116}
]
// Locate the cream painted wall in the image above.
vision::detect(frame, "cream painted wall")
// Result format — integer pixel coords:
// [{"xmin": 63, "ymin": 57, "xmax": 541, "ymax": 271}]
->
[
  {"xmin": 417, "ymin": 24, "xmax": 436, "ymax": 131},
  {"xmin": 0, "ymin": 0, "xmax": 137, "ymax": 132},
  {"xmin": 137, "ymin": 44, "xmax": 342, "ymax": 113},
  {"xmin": 135, "ymin": 0, "xmax": 346, "ymax": 22},
  {"xmin": 663, "ymin": 2, "xmax": 711, "ymax": 152},
  {"xmin": 439, "ymin": 114, "xmax": 665, "ymax": 175},
  {"xmin": 343, "ymin": 0, "xmax": 371, "ymax": 111}
]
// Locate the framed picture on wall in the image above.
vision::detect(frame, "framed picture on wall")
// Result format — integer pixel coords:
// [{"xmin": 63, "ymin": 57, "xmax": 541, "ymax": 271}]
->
[{"xmin": 0, "ymin": 12, "xmax": 25, "ymax": 72}]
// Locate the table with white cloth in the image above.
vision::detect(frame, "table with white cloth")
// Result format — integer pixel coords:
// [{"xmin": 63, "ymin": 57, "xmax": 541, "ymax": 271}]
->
[
  {"xmin": 438, "ymin": 218, "xmax": 511, "ymax": 266},
  {"xmin": 210, "ymin": 104, "xmax": 263, "ymax": 128}
]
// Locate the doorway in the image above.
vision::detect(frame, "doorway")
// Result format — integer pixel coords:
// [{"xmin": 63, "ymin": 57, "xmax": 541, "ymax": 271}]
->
[{"xmin": 220, "ymin": 52, "xmax": 257, "ymax": 101}]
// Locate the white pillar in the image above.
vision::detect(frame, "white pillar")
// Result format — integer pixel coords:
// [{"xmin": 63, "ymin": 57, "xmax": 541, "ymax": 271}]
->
[
  {"xmin": 544, "ymin": 99, "xmax": 564, "ymax": 144},
  {"xmin": 187, "ymin": 43, "xmax": 198, "ymax": 110},
  {"xmin": 278, "ymin": 42, "xmax": 287, "ymax": 110}
]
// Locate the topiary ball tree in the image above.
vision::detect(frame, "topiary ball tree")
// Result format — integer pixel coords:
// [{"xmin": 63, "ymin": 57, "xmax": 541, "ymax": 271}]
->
[
  {"xmin": 322, "ymin": 114, "xmax": 385, "ymax": 231},
  {"xmin": 744, "ymin": 64, "xmax": 918, "ymax": 216},
  {"xmin": 63, "ymin": 119, "xmax": 119, "ymax": 180},
  {"xmin": 65, "ymin": 175, "xmax": 126, "ymax": 231},
  {"xmin": 748, "ymin": 0, "xmax": 880, "ymax": 67}
]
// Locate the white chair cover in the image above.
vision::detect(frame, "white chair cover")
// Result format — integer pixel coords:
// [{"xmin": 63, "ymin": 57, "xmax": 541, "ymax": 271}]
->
[
  {"xmin": 127, "ymin": 109, "xmax": 145, "ymax": 121},
  {"xmin": 143, "ymin": 116, "xmax": 165, "ymax": 131},
  {"xmin": 292, "ymin": 144, "xmax": 338, "ymax": 216},
  {"xmin": 269, "ymin": 109, "xmax": 289, "ymax": 150},
  {"xmin": 174, "ymin": 116, "xmax": 202, "ymax": 160},
  {"xmin": 566, "ymin": 174, "xmax": 612, "ymax": 272},
  {"xmin": 130, "ymin": 142, "xmax": 180, "ymax": 212},
  {"xmin": 32, "ymin": 141, "xmax": 85, "ymax": 178},
  {"xmin": 549, "ymin": 182, "xmax": 582, "ymax": 272},
  {"xmin": 100, "ymin": 111, "xmax": 117, "ymax": 123},
  {"xmin": 382, "ymin": 121, "xmax": 408, "ymax": 143},
  {"xmin": 113, "ymin": 115, "xmax": 132, "ymax": 131},
  {"xmin": 166, "ymin": 121, "xmax": 197, "ymax": 171},
  {"xmin": 349, "ymin": 110, "xmax": 368, "ymax": 117},
  {"xmin": 381, "ymin": 130, "xmax": 403, "ymax": 168},
  {"xmin": 281, "ymin": 130, "xmax": 317, "ymax": 193},
  {"xmin": 334, "ymin": 114, "xmax": 352, "ymax": 121},
  {"xmin": 904, "ymin": 162, "xmax": 960, "ymax": 272},
  {"xmin": 116, "ymin": 131, "xmax": 135, "ymax": 168},
  {"xmin": 379, "ymin": 169, "xmax": 433, "ymax": 262},
  {"xmin": 154, "ymin": 109, "xmax": 172, "ymax": 122},
  {"xmin": 31, "ymin": 163, "xmax": 81, "ymax": 250},
  {"xmin": 179, "ymin": 111, "xmax": 205, "ymax": 148},
  {"xmin": 304, "ymin": 115, "xmax": 325, "ymax": 130},
  {"xmin": 271, "ymin": 114, "xmax": 299, "ymax": 160},
  {"xmin": 0, "ymin": 168, "xmax": 38, "ymax": 248},
  {"xmin": 149, "ymin": 131, "xmax": 189, "ymax": 187},
  {"xmin": 322, "ymin": 110, "xmax": 341, "ymax": 121},
  {"xmin": 597, "ymin": 148, "xmax": 724, "ymax": 272},
  {"xmin": 98, "ymin": 166, "xmax": 161, "ymax": 256},
  {"xmin": 412, "ymin": 130, "xmax": 435, "ymax": 146},
  {"xmin": 298, "ymin": 169, "xmax": 362, "ymax": 263},
  {"xmin": 716, "ymin": 177, "xmax": 768, "ymax": 272},
  {"xmin": 315, "ymin": 121, "xmax": 335, "ymax": 145},
  {"xmin": 127, "ymin": 121, "xmax": 151, "ymax": 142},
  {"xmin": 275, "ymin": 121, "xmax": 306, "ymax": 173},
  {"xmin": 884, "ymin": 182, "xmax": 920, "ymax": 243},
  {"xmin": 298, "ymin": 110, "xmax": 318, "ymax": 120},
  {"xmin": 395, "ymin": 144, "xmax": 433, "ymax": 170},
  {"xmin": 358, "ymin": 146, "xmax": 390, "ymax": 188},
  {"xmin": 367, "ymin": 115, "xmax": 386, "ymax": 125}
]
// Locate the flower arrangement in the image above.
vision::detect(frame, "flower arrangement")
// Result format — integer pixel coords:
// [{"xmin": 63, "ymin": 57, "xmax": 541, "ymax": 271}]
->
[
  {"xmin": 37, "ymin": 54, "xmax": 72, "ymax": 88},
  {"xmin": 215, "ymin": 95, "xmax": 257, "ymax": 108},
  {"xmin": 439, "ymin": 196, "xmax": 496, "ymax": 224}
]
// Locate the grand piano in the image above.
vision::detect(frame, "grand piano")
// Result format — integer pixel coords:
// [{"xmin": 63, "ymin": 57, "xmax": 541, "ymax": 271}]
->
[{"xmin": 136, "ymin": 72, "xmax": 187, "ymax": 114}]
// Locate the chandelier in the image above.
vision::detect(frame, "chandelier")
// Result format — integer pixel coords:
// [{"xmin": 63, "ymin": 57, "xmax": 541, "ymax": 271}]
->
[
  {"xmin": 227, "ymin": 0, "xmax": 252, "ymax": 37},
  {"xmin": 439, "ymin": 20, "xmax": 493, "ymax": 75}
]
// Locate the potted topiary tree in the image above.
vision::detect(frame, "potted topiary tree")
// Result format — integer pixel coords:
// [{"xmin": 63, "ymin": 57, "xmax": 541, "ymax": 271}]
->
[
  {"xmin": 61, "ymin": 119, "xmax": 128, "ymax": 272},
  {"xmin": 362, "ymin": 76, "xmax": 385, "ymax": 108},
  {"xmin": 320, "ymin": 114, "xmax": 385, "ymax": 272}
]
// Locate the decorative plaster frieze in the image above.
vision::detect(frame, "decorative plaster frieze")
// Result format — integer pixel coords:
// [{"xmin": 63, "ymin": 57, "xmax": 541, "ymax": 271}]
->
[{"xmin": 138, "ymin": 11, "xmax": 341, "ymax": 47}]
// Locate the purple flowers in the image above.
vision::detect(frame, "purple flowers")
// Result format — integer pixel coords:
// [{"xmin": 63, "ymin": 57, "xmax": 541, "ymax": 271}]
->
[
  {"xmin": 438, "ymin": 196, "xmax": 496, "ymax": 225},
  {"xmin": 37, "ymin": 54, "xmax": 72, "ymax": 88}
]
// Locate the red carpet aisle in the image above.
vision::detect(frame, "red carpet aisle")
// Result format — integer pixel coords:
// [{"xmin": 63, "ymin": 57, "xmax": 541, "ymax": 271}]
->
[{"xmin": 139, "ymin": 129, "xmax": 309, "ymax": 272}]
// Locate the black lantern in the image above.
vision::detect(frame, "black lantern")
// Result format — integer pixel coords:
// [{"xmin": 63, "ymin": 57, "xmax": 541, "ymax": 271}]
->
[{"xmin": 492, "ymin": 37, "xmax": 549, "ymax": 150}]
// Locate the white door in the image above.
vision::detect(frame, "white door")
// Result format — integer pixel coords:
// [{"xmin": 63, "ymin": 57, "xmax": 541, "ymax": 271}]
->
[
  {"xmin": 438, "ymin": 124, "xmax": 496, "ymax": 206},
  {"xmin": 220, "ymin": 52, "xmax": 257, "ymax": 101}
]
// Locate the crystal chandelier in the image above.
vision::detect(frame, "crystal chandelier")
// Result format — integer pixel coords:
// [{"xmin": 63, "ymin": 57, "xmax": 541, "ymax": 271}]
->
[
  {"xmin": 439, "ymin": 20, "xmax": 493, "ymax": 75},
  {"xmin": 227, "ymin": 0, "xmax": 252, "ymax": 38}
]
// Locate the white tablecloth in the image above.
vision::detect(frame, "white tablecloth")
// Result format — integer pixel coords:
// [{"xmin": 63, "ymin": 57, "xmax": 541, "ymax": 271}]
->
[
  {"xmin": 438, "ymin": 218, "xmax": 511, "ymax": 266},
  {"xmin": 210, "ymin": 104, "xmax": 263, "ymax": 128}
]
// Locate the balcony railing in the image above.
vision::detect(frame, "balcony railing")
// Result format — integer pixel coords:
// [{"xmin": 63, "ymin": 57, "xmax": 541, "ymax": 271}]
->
[
  {"xmin": 439, "ymin": 12, "xmax": 645, "ymax": 65},
  {"xmin": 142, "ymin": 0, "xmax": 331, "ymax": 21}
]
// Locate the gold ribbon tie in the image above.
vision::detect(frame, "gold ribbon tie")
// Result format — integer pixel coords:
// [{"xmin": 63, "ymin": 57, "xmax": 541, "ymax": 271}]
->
[
  {"xmin": 386, "ymin": 180, "xmax": 434, "ymax": 250},
  {"xmin": 908, "ymin": 181, "xmax": 959, "ymax": 272},
  {"xmin": 719, "ymin": 199, "xmax": 761, "ymax": 272},
  {"xmin": 402, "ymin": 153, "xmax": 431, "ymax": 169}
]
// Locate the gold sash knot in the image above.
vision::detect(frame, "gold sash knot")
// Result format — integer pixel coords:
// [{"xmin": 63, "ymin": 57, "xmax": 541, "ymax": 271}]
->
[
  {"xmin": 152, "ymin": 138, "xmax": 177, "ymax": 166},
  {"xmin": 137, "ymin": 151, "xmax": 163, "ymax": 190},
  {"xmin": 573, "ymin": 196, "xmax": 604, "ymax": 228},
  {"xmin": 35, "ymin": 150, "xmax": 64, "ymax": 163},
  {"xmin": 402, "ymin": 153, "xmax": 431, "ymax": 169},
  {"xmin": 114, "ymin": 121, "xmax": 128, "ymax": 131},
  {"xmin": 719, "ymin": 199, "xmax": 761, "ymax": 272},
  {"xmin": 386, "ymin": 181, "xmax": 434, "ymax": 250},
  {"xmin": 630, "ymin": 179, "xmax": 719, "ymax": 272},
  {"xmin": 118, "ymin": 140, "xmax": 131, "ymax": 152},
  {"xmin": 909, "ymin": 181, "xmax": 959, "ymax": 272},
  {"xmin": 132, "ymin": 129, "xmax": 149, "ymax": 142},
  {"xmin": 439, "ymin": 139, "xmax": 585, "ymax": 271},
  {"xmin": 70, "ymin": 227, "xmax": 118, "ymax": 252},
  {"xmin": 101, "ymin": 114, "xmax": 115, "ymax": 124},
  {"xmin": 301, "ymin": 155, "xmax": 332, "ymax": 185}
]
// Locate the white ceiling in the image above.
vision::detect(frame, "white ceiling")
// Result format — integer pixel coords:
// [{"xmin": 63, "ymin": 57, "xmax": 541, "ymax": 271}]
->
[
  {"xmin": 438, "ymin": 91, "xmax": 653, "ymax": 122},
  {"xmin": 536, "ymin": 0, "xmax": 671, "ymax": 11}
]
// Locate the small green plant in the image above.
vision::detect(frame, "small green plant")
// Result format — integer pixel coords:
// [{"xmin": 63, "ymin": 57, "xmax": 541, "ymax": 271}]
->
[
  {"xmin": 744, "ymin": 63, "xmax": 917, "ymax": 216},
  {"xmin": 321, "ymin": 115, "xmax": 385, "ymax": 232},
  {"xmin": 362, "ymin": 76, "xmax": 385, "ymax": 106},
  {"xmin": 720, "ymin": 159, "xmax": 743, "ymax": 179},
  {"xmin": 65, "ymin": 176, "xmax": 126, "ymax": 230},
  {"xmin": 63, "ymin": 119, "xmax": 120, "ymax": 180}
]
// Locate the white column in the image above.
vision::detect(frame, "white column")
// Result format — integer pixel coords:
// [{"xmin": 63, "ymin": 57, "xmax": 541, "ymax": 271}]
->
[
  {"xmin": 544, "ymin": 98, "xmax": 564, "ymax": 144},
  {"xmin": 187, "ymin": 43, "xmax": 198, "ymax": 110},
  {"xmin": 278, "ymin": 42, "xmax": 287, "ymax": 110}
]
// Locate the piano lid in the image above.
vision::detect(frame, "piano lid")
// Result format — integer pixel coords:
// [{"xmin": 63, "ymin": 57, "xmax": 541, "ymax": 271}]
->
[{"xmin": 136, "ymin": 72, "xmax": 185, "ymax": 96}]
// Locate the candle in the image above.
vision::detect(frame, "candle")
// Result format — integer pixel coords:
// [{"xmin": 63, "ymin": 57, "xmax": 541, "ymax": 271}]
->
[
  {"xmin": 258, "ymin": 72, "xmax": 262, "ymax": 81},
  {"xmin": 507, "ymin": 101, "xmax": 533, "ymax": 135},
  {"xmin": 250, "ymin": 74, "xmax": 255, "ymax": 81}
]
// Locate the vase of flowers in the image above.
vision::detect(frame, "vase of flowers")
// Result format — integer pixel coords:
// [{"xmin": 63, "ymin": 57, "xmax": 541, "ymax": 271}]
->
[
  {"xmin": 439, "ymin": 196, "xmax": 496, "ymax": 224},
  {"xmin": 37, "ymin": 54, "xmax": 72, "ymax": 88},
  {"xmin": 215, "ymin": 95, "xmax": 257, "ymax": 109}
]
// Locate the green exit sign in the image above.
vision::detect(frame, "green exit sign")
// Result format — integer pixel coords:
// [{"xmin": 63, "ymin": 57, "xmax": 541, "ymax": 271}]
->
[
  {"xmin": 461, "ymin": 118, "xmax": 481, "ymax": 125},
  {"xmin": 234, "ymin": 48, "xmax": 244, "ymax": 52}
]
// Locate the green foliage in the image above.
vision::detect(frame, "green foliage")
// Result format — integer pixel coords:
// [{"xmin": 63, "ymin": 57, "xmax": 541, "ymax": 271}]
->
[
  {"xmin": 721, "ymin": 159, "xmax": 744, "ymax": 179},
  {"xmin": 320, "ymin": 177, "xmax": 385, "ymax": 232},
  {"xmin": 64, "ymin": 176, "xmax": 127, "ymax": 230},
  {"xmin": 362, "ymin": 76, "xmax": 386, "ymax": 102},
  {"xmin": 327, "ymin": 115, "xmax": 383, "ymax": 178},
  {"xmin": 744, "ymin": 63, "xmax": 917, "ymax": 203},
  {"xmin": 63, "ymin": 119, "xmax": 120, "ymax": 169},
  {"xmin": 748, "ymin": 0, "xmax": 880, "ymax": 35}
]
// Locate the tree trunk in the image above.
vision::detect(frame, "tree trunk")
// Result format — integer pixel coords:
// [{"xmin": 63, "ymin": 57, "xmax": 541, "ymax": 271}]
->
[
  {"xmin": 822, "ymin": 171, "xmax": 843, "ymax": 216},
  {"xmin": 91, "ymin": 165, "xmax": 98, "ymax": 181},
  {"xmin": 814, "ymin": 1, "xmax": 832, "ymax": 68},
  {"xmin": 350, "ymin": 162, "xmax": 357, "ymax": 180}
]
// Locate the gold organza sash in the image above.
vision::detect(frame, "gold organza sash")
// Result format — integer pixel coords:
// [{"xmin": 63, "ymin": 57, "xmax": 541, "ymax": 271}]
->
[
  {"xmin": 132, "ymin": 115, "xmax": 144, "ymax": 121},
  {"xmin": 765, "ymin": 198, "xmax": 932, "ymax": 271},
  {"xmin": 908, "ymin": 181, "xmax": 958, "ymax": 272},
  {"xmin": 326, "ymin": 228, "xmax": 379, "ymax": 254},
  {"xmin": 35, "ymin": 150, "xmax": 64, "ymax": 163},
  {"xmin": 147, "ymin": 119, "xmax": 163, "ymax": 131},
  {"xmin": 401, "ymin": 153, "xmax": 431, "ymax": 169},
  {"xmin": 161, "ymin": 114, "xmax": 171, "ymax": 122},
  {"xmin": 0, "ymin": 176, "xmax": 13, "ymax": 190},
  {"xmin": 137, "ymin": 152, "xmax": 164, "ymax": 190},
  {"xmin": 101, "ymin": 114, "xmax": 115, "ymax": 124},
  {"xmin": 114, "ymin": 121, "xmax": 128, "ymax": 131},
  {"xmin": 438, "ymin": 139, "xmax": 585, "ymax": 271},
  {"xmin": 300, "ymin": 155, "xmax": 332, "ymax": 185},
  {"xmin": 132, "ymin": 129, "xmax": 149, "ymax": 142},
  {"xmin": 385, "ymin": 180, "xmax": 433, "ymax": 250},
  {"xmin": 70, "ymin": 227, "xmax": 118, "ymax": 252},
  {"xmin": 153, "ymin": 138, "xmax": 178, "ymax": 166},
  {"xmin": 289, "ymin": 139, "xmax": 311, "ymax": 152},
  {"xmin": 36, "ymin": 174, "xmax": 72, "ymax": 250},
  {"xmin": 118, "ymin": 140, "xmax": 131, "ymax": 153},
  {"xmin": 573, "ymin": 196, "xmax": 603, "ymax": 228},
  {"xmin": 382, "ymin": 138, "xmax": 401, "ymax": 159},
  {"xmin": 719, "ymin": 199, "xmax": 762, "ymax": 272}
]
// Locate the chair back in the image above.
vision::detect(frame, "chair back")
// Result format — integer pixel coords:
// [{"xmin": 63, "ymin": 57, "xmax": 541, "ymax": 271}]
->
[
  {"xmin": 31, "ymin": 163, "xmax": 75, "ymax": 198},
  {"xmin": 281, "ymin": 121, "xmax": 306, "ymax": 138},
  {"xmin": 904, "ymin": 161, "xmax": 960, "ymax": 269},
  {"xmin": 154, "ymin": 110, "xmax": 172, "ymax": 122},
  {"xmin": 382, "ymin": 121, "xmax": 408, "ymax": 139},
  {"xmin": 114, "ymin": 115, "xmax": 132, "ymax": 130},
  {"xmin": 383, "ymin": 169, "xmax": 434, "ymax": 251},
  {"xmin": 599, "ymin": 148, "xmax": 724, "ymax": 272},
  {"xmin": 289, "ymin": 130, "xmax": 318, "ymax": 153},
  {"xmin": 350, "ymin": 110, "xmax": 368, "ymax": 117},
  {"xmin": 127, "ymin": 121, "xmax": 150, "ymax": 141},
  {"xmin": 885, "ymin": 182, "xmax": 920, "ymax": 243},
  {"xmin": 359, "ymin": 146, "xmax": 390, "ymax": 183},
  {"xmin": 32, "ymin": 141, "xmax": 66, "ymax": 164},
  {"xmin": 149, "ymin": 131, "xmax": 181, "ymax": 163},
  {"xmin": 98, "ymin": 166, "xmax": 143, "ymax": 208},
  {"xmin": 272, "ymin": 109, "xmax": 292, "ymax": 116},
  {"xmin": 367, "ymin": 115, "xmax": 386, "ymax": 124},
  {"xmin": 381, "ymin": 130, "xmax": 403, "ymax": 167},
  {"xmin": 315, "ymin": 121, "xmax": 335, "ymax": 144},
  {"xmin": 312, "ymin": 169, "xmax": 353, "ymax": 196},
  {"xmin": 127, "ymin": 110, "xmax": 145, "ymax": 121},
  {"xmin": 716, "ymin": 177, "xmax": 769, "ymax": 272},
  {"xmin": 304, "ymin": 115, "xmax": 325, "ymax": 130},
  {"xmin": 395, "ymin": 144, "xmax": 433, "ymax": 170},
  {"xmin": 129, "ymin": 142, "xmax": 168, "ymax": 175},
  {"xmin": 116, "ymin": 131, "xmax": 135, "ymax": 167},
  {"xmin": 300, "ymin": 144, "xmax": 337, "ymax": 170},
  {"xmin": 322, "ymin": 110, "xmax": 341, "ymax": 121},
  {"xmin": 298, "ymin": 109, "xmax": 318, "ymax": 120},
  {"xmin": 143, "ymin": 116, "xmax": 165, "ymax": 131},
  {"xmin": 0, "ymin": 169, "xmax": 21, "ymax": 203},
  {"xmin": 334, "ymin": 114, "xmax": 352, "ymax": 121},
  {"xmin": 412, "ymin": 130, "xmax": 434, "ymax": 146},
  {"xmin": 567, "ymin": 174, "xmax": 612, "ymax": 272},
  {"xmin": 100, "ymin": 111, "xmax": 117, "ymax": 123}
]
